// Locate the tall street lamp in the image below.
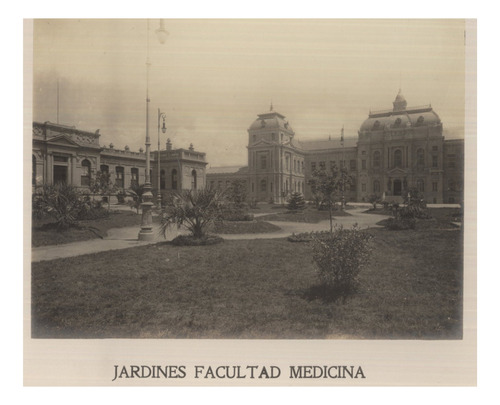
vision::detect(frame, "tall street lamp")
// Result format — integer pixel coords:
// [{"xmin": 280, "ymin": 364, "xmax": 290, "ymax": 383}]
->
[
  {"xmin": 139, "ymin": 19, "xmax": 169, "ymax": 241},
  {"xmin": 157, "ymin": 108, "xmax": 167, "ymax": 208}
]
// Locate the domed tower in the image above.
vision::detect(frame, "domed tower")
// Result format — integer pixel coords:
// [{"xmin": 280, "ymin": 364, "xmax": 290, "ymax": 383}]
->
[
  {"xmin": 393, "ymin": 89, "xmax": 407, "ymax": 112},
  {"xmin": 247, "ymin": 104, "xmax": 305, "ymax": 204}
]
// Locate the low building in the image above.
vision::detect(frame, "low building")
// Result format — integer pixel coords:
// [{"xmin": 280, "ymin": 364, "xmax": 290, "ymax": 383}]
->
[{"xmin": 32, "ymin": 121, "xmax": 207, "ymax": 196}]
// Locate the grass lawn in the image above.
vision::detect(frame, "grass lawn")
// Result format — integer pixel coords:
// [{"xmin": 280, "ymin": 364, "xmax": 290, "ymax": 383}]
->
[
  {"xmin": 32, "ymin": 209, "xmax": 153, "ymax": 247},
  {"xmin": 31, "ymin": 225, "xmax": 463, "ymax": 339},
  {"xmin": 257, "ymin": 206, "xmax": 351, "ymax": 223}
]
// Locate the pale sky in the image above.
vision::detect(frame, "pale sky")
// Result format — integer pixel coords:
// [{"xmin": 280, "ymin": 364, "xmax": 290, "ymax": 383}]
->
[{"xmin": 32, "ymin": 19, "xmax": 467, "ymax": 167}]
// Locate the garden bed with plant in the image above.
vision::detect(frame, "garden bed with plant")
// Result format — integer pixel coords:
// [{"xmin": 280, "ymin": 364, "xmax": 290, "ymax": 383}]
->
[
  {"xmin": 212, "ymin": 220, "xmax": 281, "ymax": 234},
  {"xmin": 257, "ymin": 207, "xmax": 351, "ymax": 223}
]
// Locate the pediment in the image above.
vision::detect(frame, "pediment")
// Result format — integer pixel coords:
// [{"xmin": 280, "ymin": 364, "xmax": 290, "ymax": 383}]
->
[
  {"xmin": 252, "ymin": 139, "xmax": 275, "ymax": 147},
  {"xmin": 46, "ymin": 135, "xmax": 80, "ymax": 148},
  {"xmin": 387, "ymin": 167, "xmax": 407, "ymax": 175}
]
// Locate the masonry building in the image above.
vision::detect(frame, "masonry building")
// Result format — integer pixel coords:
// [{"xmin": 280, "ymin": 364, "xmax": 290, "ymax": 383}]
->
[
  {"xmin": 32, "ymin": 121, "xmax": 207, "ymax": 196},
  {"xmin": 207, "ymin": 91, "xmax": 464, "ymax": 204}
]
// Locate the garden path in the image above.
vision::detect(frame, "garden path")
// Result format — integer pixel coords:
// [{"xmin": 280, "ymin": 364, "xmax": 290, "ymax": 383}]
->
[{"xmin": 31, "ymin": 207, "xmax": 389, "ymax": 262}]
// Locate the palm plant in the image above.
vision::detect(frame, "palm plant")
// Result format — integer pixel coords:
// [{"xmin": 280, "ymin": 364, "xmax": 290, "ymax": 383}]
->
[{"xmin": 159, "ymin": 187, "xmax": 226, "ymax": 239}]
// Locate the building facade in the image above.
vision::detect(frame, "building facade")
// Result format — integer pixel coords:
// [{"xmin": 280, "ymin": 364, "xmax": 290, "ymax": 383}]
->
[
  {"xmin": 32, "ymin": 121, "xmax": 207, "ymax": 196},
  {"xmin": 207, "ymin": 91, "xmax": 464, "ymax": 204}
]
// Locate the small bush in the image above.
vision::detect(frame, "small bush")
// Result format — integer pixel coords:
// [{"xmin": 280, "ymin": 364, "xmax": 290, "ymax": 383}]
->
[
  {"xmin": 385, "ymin": 217, "xmax": 416, "ymax": 230},
  {"xmin": 398, "ymin": 205, "xmax": 430, "ymax": 220},
  {"xmin": 170, "ymin": 234, "xmax": 224, "ymax": 246},
  {"xmin": 116, "ymin": 190, "xmax": 127, "ymax": 204},
  {"xmin": 221, "ymin": 208, "xmax": 254, "ymax": 222},
  {"xmin": 311, "ymin": 224, "xmax": 372, "ymax": 298},
  {"xmin": 287, "ymin": 192, "xmax": 306, "ymax": 211}
]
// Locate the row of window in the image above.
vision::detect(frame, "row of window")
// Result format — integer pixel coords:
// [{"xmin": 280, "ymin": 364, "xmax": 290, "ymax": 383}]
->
[{"xmin": 310, "ymin": 160, "xmax": 356, "ymax": 172}]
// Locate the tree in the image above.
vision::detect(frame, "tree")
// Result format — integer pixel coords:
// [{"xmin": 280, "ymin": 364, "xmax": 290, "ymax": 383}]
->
[
  {"xmin": 159, "ymin": 187, "xmax": 226, "ymax": 239},
  {"xmin": 367, "ymin": 194, "xmax": 381, "ymax": 210},
  {"xmin": 89, "ymin": 171, "xmax": 117, "ymax": 211},
  {"xmin": 226, "ymin": 179, "xmax": 247, "ymax": 210},
  {"xmin": 286, "ymin": 192, "xmax": 306, "ymax": 211},
  {"xmin": 307, "ymin": 165, "xmax": 352, "ymax": 232}
]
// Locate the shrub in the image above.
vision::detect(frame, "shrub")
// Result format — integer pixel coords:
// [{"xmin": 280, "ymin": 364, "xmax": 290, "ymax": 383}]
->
[
  {"xmin": 398, "ymin": 205, "xmax": 430, "ymax": 220},
  {"xmin": 287, "ymin": 231, "xmax": 331, "ymax": 243},
  {"xmin": 170, "ymin": 234, "xmax": 224, "ymax": 246},
  {"xmin": 221, "ymin": 208, "xmax": 254, "ymax": 222},
  {"xmin": 116, "ymin": 190, "xmax": 127, "ymax": 204},
  {"xmin": 287, "ymin": 192, "xmax": 306, "ymax": 211},
  {"xmin": 311, "ymin": 224, "xmax": 372, "ymax": 298},
  {"xmin": 32, "ymin": 183, "xmax": 89, "ymax": 229},
  {"xmin": 385, "ymin": 217, "xmax": 416, "ymax": 230}
]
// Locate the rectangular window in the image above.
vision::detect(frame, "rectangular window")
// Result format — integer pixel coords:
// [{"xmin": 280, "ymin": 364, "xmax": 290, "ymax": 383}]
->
[
  {"xmin": 350, "ymin": 160, "xmax": 356, "ymax": 170},
  {"xmin": 130, "ymin": 168, "xmax": 139, "ymax": 187},
  {"xmin": 432, "ymin": 182, "xmax": 438, "ymax": 192},
  {"xmin": 260, "ymin": 155, "xmax": 267, "ymax": 170},
  {"xmin": 115, "ymin": 167, "xmax": 124, "ymax": 188},
  {"xmin": 361, "ymin": 183, "xmax": 366, "ymax": 192},
  {"xmin": 361, "ymin": 160, "xmax": 366, "ymax": 170},
  {"xmin": 432, "ymin": 155, "xmax": 438, "ymax": 168}
]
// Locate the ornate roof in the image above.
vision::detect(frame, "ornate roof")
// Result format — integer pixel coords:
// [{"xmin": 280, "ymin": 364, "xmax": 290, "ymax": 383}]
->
[{"xmin": 248, "ymin": 110, "xmax": 294, "ymax": 134}]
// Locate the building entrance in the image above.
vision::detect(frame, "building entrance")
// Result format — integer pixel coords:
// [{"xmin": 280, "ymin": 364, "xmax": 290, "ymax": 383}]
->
[
  {"xmin": 393, "ymin": 179, "xmax": 402, "ymax": 196},
  {"xmin": 53, "ymin": 165, "xmax": 68, "ymax": 185}
]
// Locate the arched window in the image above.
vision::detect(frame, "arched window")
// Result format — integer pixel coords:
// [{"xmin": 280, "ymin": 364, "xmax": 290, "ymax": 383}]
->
[
  {"xmin": 372, "ymin": 120, "xmax": 381, "ymax": 130},
  {"xmin": 394, "ymin": 149, "xmax": 403, "ymax": 168},
  {"xmin": 260, "ymin": 179, "xmax": 266, "ymax": 192},
  {"xmin": 100, "ymin": 164, "xmax": 109, "ymax": 174},
  {"xmin": 171, "ymin": 169, "xmax": 178, "ymax": 190},
  {"xmin": 373, "ymin": 151, "xmax": 381, "ymax": 168},
  {"xmin": 417, "ymin": 148, "xmax": 425, "ymax": 167},
  {"xmin": 81, "ymin": 159, "xmax": 91, "ymax": 186},
  {"xmin": 32, "ymin": 155, "xmax": 36, "ymax": 186},
  {"xmin": 191, "ymin": 169, "xmax": 197, "ymax": 190},
  {"xmin": 373, "ymin": 180, "xmax": 380, "ymax": 193},
  {"xmin": 160, "ymin": 169, "xmax": 165, "ymax": 190},
  {"xmin": 416, "ymin": 179, "xmax": 425, "ymax": 192}
]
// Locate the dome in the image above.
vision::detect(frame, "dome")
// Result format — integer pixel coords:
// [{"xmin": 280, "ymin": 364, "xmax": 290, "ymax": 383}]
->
[{"xmin": 248, "ymin": 111, "xmax": 294, "ymax": 133}]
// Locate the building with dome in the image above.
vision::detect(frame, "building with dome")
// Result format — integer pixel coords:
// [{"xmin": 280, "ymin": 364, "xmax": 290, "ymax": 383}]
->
[{"xmin": 207, "ymin": 91, "xmax": 464, "ymax": 205}]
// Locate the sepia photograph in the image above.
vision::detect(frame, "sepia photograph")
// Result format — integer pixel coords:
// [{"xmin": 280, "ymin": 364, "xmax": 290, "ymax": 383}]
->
[{"xmin": 24, "ymin": 17, "xmax": 476, "ymax": 386}]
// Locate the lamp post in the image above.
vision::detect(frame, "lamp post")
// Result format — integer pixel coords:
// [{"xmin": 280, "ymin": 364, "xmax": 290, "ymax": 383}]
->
[
  {"xmin": 157, "ymin": 109, "xmax": 167, "ymax": 208},
  {"xmin": 138, "ymin": 19, "xmax": 169, "ymax": 241}
]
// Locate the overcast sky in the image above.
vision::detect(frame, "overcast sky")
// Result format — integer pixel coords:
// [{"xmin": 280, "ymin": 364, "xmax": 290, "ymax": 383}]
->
[{"xmin": 32, "ymin": 19, "xmax": 466, "ymax": 167}]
